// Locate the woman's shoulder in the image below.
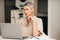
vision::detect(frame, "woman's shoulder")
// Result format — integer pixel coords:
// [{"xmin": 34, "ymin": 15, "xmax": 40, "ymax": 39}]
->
[{"xmin": 35, "ymin": 17, "xmax": 42, "ymax": 22}]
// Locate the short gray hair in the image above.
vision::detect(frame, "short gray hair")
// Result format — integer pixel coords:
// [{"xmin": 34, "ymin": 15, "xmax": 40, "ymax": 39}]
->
[
  {"xmin": 24, "ymin": 2, "xmax": 36, "ymax": 16},
  {"xmin": 24, "ymin": 2, "xmax": 34, "ymax": 9}
]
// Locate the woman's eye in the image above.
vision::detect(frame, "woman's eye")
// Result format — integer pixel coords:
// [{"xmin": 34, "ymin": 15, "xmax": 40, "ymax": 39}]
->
[
  {"xmin": 26, "ymin": 9, "xmax": 28, "ymax": 10},
  {"xmin": 23, "ymin": 9, "xmax": 28, "ymax": 11}
]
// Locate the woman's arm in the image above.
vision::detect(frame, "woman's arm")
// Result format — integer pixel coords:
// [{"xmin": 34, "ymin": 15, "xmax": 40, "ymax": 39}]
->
[
  {"xmin": 28, "ymin": 16, "xmax": 43, "ymax": 36},
  {"xmin": 32, "ymin": 20, "xmax": 42, "ymax": 36}
]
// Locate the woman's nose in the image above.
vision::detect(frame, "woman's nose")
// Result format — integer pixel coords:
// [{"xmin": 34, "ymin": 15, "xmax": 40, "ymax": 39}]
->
[
  {"xmin": 25, "ymin": 10, "xmax": 26, "ymax": 12},
  {"xmin": 24, "ymin": 10, "xmax": 26, "ymax": 13}
]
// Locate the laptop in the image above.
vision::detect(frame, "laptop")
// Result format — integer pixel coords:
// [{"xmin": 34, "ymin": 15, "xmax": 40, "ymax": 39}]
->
[{"xmin": 0, "ymin": 23, "xmax": 23, "ymax": 39}]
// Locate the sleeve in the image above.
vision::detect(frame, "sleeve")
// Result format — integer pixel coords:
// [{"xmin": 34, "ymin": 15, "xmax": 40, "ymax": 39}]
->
[{"xmin": 36, "ymin": 18, "xmax": 43, "ymax": 33}]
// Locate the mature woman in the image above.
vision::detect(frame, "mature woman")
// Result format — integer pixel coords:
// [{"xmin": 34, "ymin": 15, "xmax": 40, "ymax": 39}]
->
[{"xmin": 20, "ymin": 2, "xmax": 53, "ymax": 40}]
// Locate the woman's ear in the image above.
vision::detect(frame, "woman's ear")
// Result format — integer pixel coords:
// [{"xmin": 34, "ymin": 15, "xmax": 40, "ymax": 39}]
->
[
  {"xmin": 31, "ymin": 8, "xmax": 34, "ymax": 15},
  {"xmin": 31, "ymin": 8, "xmax": 34, "ymax": 12}
]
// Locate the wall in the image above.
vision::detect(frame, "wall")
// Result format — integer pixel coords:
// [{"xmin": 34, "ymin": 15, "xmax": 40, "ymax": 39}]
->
[
  {"xmin": 0, "ymin": 0, "xmax": 5, "ymax": 35},
  {"xmin": 16, "ymin": 0, "xmax": 34, "ymax": 8},
  {"xmin": 0, "ymin": 0, "xmax": 5, "ymax": 23},
  {"xmin": 48, "ymin": 0, "xmax": 60, "ymax": 40}
]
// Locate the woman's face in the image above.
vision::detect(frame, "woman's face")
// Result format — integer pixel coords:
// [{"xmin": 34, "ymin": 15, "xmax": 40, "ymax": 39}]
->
[{"xmin": 23, "ymin": 6, "xmax": 33, "ymax": 17}]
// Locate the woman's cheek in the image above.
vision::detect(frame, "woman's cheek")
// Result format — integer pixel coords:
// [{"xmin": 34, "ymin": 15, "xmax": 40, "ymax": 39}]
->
[
  {"xmin": 26, "ymin": 12, "xmax": 29, "ymax": 16},
  {"xmin": 29, "ymin": 11, "xmax": 31, "ymax": 14}
]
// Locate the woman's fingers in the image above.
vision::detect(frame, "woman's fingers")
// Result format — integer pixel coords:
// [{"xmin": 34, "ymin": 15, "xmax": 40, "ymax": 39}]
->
[{"xmin": 28, "ymin": 16, "xmax": 34, "ymax": 20}]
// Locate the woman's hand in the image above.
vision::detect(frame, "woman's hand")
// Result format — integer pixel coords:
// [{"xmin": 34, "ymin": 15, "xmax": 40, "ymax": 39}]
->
[
  {"xmin": 27, "ymin": 16, "xmax": 35, "ymax": 21},
  {"xmin": 28, "ymin": 16, "xmax": 41, "ymax": 36},
  {"xmin": 27, "ymin": 16, "xmax": 42, "ymax": 36}
]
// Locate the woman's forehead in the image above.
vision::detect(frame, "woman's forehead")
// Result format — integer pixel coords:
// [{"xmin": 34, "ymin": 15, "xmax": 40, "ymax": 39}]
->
[{"xmin": 23, "ymin": 6, "xmax": 30, "ymax": 9}]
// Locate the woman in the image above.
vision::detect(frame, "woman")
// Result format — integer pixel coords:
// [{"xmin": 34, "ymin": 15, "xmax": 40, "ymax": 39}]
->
[{"xmin": 20, "ymin": 2, "xmax": 53, "ymax": 40}]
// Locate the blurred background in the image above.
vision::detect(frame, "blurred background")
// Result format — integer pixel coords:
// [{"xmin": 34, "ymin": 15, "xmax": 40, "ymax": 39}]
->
[
  {"xmin": 0, "ymin": 0, "xmax": 60, "ymax": 40},
  {"xmin": 0, "ymin": 0, "xmax": 48, "ymax": 35}
]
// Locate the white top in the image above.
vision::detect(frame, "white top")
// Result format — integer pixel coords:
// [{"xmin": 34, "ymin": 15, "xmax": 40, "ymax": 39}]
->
[
  {"xmin": 20, "ymin": 16, "xmax": 43, "ymax": 37},
  {"xmin": 19, "ymin": 16, "xmax": 55, "ymax": 40}
]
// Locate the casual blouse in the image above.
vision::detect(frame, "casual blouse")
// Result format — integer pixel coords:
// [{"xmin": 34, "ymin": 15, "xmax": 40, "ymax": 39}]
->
[
  {"xmin": 20, "ymin": 16, "xmax": 55, "ymax": 40},
  {"xmin": 20, "ymin": 16, "xmax": 43, "ymax": 37}
]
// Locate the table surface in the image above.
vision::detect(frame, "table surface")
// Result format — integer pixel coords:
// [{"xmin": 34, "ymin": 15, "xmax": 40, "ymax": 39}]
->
[
  {"xmin": 0, "ymin": 36, "xmax": 56, "ymax": 40},
  {"xmin": 0, "ymin": 36, "xmax": 23, "ymax": 40}
]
